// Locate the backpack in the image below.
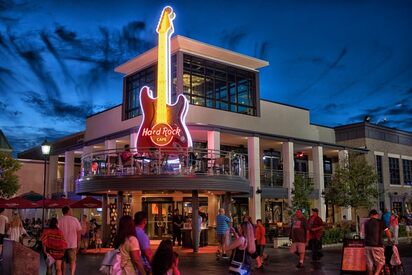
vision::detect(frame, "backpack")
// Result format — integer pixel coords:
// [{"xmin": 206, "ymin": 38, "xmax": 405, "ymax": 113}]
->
[{"xmin": 99, "ymin": 249, "xmax": 121, "ymax": 275}]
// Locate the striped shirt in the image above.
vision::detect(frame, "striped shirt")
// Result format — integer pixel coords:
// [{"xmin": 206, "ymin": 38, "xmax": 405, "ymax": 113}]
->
[{"xmin": 216, "ymin": 214, "xmax": 231, "ymax": 234}]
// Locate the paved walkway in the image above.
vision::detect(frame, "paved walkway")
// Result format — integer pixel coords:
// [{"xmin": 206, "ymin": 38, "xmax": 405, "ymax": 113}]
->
[{"xmin": 3, "ymin": 241, "xmax": 412, "ymax": 274}]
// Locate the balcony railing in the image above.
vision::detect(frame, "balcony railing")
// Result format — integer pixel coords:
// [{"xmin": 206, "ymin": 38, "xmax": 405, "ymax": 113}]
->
[
  {"xmin": 80, "ymin": 147, "xmax": 247, "ymax": 178},
  {"xmin": 261, "ymin": 169, "xmax": 283, "ymax": 187}
]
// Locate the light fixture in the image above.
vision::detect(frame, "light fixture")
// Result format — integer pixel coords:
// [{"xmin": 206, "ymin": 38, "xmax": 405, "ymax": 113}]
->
[
  {"xmin": 41, "ymin": 140, "xmax": 51, "ymax": 155},
  {"xmin": 256, "ymin": 187, "xmax": 262, "ymax": 194}
]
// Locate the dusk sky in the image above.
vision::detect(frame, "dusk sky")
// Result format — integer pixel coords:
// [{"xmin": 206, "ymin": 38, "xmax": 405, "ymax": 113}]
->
[{"xmin": 0, "ymin": 0, "xmax": 411, "ymax": 154}]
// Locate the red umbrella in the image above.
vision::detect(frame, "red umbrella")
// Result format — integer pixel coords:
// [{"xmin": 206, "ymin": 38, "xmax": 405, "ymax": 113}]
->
[
  {"xmin": 37, "ymin": 198, "xmax": 75, "ymax": 208},
  {"xmin": 70, "ymin": 197, "xmax": 102, "ymax": 208},
  {"xmin": 0, "ymin": 197, "xmax": 39, "ymax": 209}
]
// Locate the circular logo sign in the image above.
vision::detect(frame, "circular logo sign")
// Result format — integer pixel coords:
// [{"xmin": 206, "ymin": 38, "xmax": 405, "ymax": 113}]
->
[{"xmin": 150, "ymin": 123, "xmax": 174, "ymax": 146}]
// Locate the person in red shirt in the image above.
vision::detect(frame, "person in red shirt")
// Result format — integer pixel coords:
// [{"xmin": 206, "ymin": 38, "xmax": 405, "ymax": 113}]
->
[
  {"xmin": 308, "ymin": 208, "xmax": 324, "ymax": 262},
  {"xmin": 256, "ymin": 219, "xmax": 267, "ymax": 268}
]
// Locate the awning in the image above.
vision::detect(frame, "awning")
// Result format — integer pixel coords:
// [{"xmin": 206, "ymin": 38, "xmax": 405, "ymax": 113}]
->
[
  {"xmin": 37, "ymin": 198, "xmax": 76, "ymax": 208},
  {"xmin": 0, "ymin": 197, "xmax": 39, "ymax": 208},
  {"xmin": 70, "ymin": 197, "xmax": 102, "ymax": 208},
  {"xmin": 20, "ymin": 191, "xmax": 44, "ymax": 202}
]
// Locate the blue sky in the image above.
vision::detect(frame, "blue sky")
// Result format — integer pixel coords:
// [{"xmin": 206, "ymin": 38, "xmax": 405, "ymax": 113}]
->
[{"xmin": 0, "ymin": 0, "xmax": 411, "ymax": 154}]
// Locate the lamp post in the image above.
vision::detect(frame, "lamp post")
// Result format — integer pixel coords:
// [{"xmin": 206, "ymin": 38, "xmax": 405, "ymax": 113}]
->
[{"xmin": 41, "ymin": 139, "xmax": 51, "ymax": 230}]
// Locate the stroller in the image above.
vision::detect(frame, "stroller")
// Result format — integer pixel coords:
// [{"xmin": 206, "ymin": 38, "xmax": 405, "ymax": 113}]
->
[{"xmin": 383, "ymin": 244, "xmax": 406, "ymax": 275}]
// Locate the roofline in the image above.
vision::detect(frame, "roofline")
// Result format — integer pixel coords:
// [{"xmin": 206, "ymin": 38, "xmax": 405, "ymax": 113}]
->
[
  {"xmin": 115, "ymin": 35, "xmax": 269, "ymax": 75},
  {"xmin": 260, "ymin": 98, "xmax": 309, "ymax": 111},
  {"xmin": 87, "ymin": 104, "xmax": 122, "ymax": 119},
  {"xmin": 335, "ymin": 122, "xmax": 412, "ymax": 137}
]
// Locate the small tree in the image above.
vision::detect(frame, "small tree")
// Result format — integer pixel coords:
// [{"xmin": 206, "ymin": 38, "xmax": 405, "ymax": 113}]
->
[
  {"xmin": 324, "ymin": 154, "xmax": 378, "ymax": 230},
  {"xmin": 291, "ymin": 175, "xmax": 314, "ymax": 216},
  {"xmin": 0, "ymin": 151, "xmax": 21, "ymax": 198}
]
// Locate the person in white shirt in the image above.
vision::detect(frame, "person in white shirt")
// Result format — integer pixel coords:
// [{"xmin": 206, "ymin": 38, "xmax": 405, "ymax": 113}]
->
[
  {"xmin": 58, "ymin": 206, "xmax": 81, "ymax": 275},
  {"xmin": 0, "ymin": 208, "xmax": 9, "ymax": 259}
]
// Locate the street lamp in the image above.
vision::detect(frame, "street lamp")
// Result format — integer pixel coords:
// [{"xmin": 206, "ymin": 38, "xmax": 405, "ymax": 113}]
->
[{"xmin": 41, "ymin": 139, "xmax": 51, "ymax": 230}]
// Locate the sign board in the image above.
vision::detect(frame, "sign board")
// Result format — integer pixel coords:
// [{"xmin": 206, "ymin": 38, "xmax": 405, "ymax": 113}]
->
[
  {"xmin": 340, "ymin": 238, "xmax": 366, "ymax": 274},
  {"xmin": 136, "ymin": 6, "xmax": 192, "ymax": 149}
]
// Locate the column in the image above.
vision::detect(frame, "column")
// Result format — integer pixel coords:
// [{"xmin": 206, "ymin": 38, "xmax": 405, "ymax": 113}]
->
[
  {"xmin": 102, "ymin": 195, "xmax": 109, "ymax": 246},
  {"xmin": 207, "ymin": 130, "xmax": 220, "ymax": 152},
  {"xmin": 312, "ymin": 146, "xmax": 326, "ymax": 220},
  {"xmin": 64, "ymin": 151, "xmax": 75, "ymax": 195},
  {"xmin": 338, "ymin": 150, "xmax": 352, "ymax": 220},
  {"xmin": 223, "ymin": 192, "xmax": 232, "ymax": 217},
  {"xmin": 48, "ymin": 155, "xmax": 58, "ymax": 195},
  {"xmin": 129, "ymin": 131, "xmax": 139, "ymax": 150},
  {"xmin": 282, "ymin": 141, "xmax": 294, "ymax": 206},
  {"xmin": 208, "ymin": 194, "xmax": 218, "ymax": 228},
  {"xmin": 191, "ymin": 190, "xmax": 199, "ymax": 252},
  {"xmin": 117, "ymin": 191, "xmax": 124, "ymax": 225},
  {"xmin": 104, "ymin": 139, "xmax": 116, "ymax": 151},
  {"xmin": 248, "ymin": 136, "xmax": 261, "ymax": 222},
  {"xmin": 132, "ymin": 191, "xmax": 142, "ymax": 215}
]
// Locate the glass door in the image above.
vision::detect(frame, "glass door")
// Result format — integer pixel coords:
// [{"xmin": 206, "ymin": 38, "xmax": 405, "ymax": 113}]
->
[{"xmin": 144, "ymin": 200, "xmax": 174, "ymax": 239}]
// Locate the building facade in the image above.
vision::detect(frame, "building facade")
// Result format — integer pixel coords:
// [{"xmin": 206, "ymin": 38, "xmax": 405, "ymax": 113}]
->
[{"xmin": 335, "ymin": 122, "xmax": 412, "ymax": 214}]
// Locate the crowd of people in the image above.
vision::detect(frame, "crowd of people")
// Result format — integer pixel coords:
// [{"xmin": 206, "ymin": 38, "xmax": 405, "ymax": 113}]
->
[{"xmin": 3, "ymin": 204, "xmax": 412, "ymax": 274}]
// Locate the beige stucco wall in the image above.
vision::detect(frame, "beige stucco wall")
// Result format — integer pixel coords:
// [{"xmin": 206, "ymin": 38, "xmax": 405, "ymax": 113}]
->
[
  {"xmin": 84, "ymin": 100, "xmax": 335, "ymax": 144},
  {"xmin": 15, "ymin": 159, "xmax": 45, "ymax": 196}
]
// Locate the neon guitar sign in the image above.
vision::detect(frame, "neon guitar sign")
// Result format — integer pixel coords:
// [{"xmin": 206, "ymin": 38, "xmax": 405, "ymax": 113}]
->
[{"xmin": 136, "ymin": 6, "xmax": 192, "ymax": 148}]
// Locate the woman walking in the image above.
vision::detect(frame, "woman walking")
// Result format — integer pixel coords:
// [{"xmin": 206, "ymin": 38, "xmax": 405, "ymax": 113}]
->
[
  {"xmin": 8, "ymin": 212, "xmax": 26, "ymax": 242},
  {"xmin": 113, "ymin": 215, "xmax": 146, "ymax": 275},
  {"xmin": 41, "ymin": 217, "xmax": 68, "ymax": 275},
  {"xmin": 151, "ymin": 239, "xmax": 180, "ymax": 275},
  {"xmin": 225, "ymin": 221, "xmax": 256, "ymax": 275}
]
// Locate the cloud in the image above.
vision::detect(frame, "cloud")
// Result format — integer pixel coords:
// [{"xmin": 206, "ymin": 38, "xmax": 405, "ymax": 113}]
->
[
  {"xmin": 254, "ymin": 41, "xmax": 269, "ymax": 59},
  {"xmin": 0, "ymin": 101, "xmax": 21, "ymax": 118},
  {"xmin": 299, "ymin": 47, "xmax": 347, "ymax": 94},
  {"xmin": 221, "ymin": 28, "xmax": 248, "ymax": 50}
]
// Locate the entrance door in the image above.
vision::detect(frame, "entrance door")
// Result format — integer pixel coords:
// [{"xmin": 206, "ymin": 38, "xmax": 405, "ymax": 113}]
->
[{"xmin": 144, "ymin": 201, "xmax": 174, "ymax": 239}]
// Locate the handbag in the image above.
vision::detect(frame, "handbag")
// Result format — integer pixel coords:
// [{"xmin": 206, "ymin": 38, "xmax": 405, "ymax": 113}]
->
[
  {"xmin": 229, "ymin": 247, "xmax": 247, "ymax": 275},
  {"xmin": 45, "ymin": 253, "xmax": 55, "ymax": 267}
]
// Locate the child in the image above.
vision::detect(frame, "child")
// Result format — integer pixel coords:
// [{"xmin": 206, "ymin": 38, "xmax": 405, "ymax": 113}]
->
[{"xmin": 94, "ymin": 227, "xmax": 102, "ymax": 252}]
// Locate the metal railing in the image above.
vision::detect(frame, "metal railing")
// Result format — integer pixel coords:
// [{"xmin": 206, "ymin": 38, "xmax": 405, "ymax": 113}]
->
[
  {"xmin": 261, "ymin": 169, "xmax": 283, "ymax": 187},
  {"xmin": 80, "ymin": 147, "xmax": 248, "ymax": 178}
]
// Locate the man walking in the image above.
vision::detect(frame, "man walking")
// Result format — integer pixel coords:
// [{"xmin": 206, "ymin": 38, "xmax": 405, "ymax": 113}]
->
[
  {"xmin": 216, "ymin": 208, "xmax": 231, "ymax": 259},
  {"xmin": 364, "ymin": 209, "xmax": 392, "ymax": 275},
  {"xmin": 308, "ymin": 208, "xmax": 324, "ymax": 262},
  {"xmin": 134, "ymin": 211, "xmax": 153, "ymax": 274},
  {"xmin": 58, "ymin": 206, "xmax": 81, "ymax": 275},
  {"xmin": 0, "ymin": 208, "xmax": 9, "ymax": 261},
  {"xmin": 289, "ymin": 209, "xmax": 308, "ymax": 269},
  {"xmin": 172, "ymin": 209, "xmax": 183, "ymax": 246}
]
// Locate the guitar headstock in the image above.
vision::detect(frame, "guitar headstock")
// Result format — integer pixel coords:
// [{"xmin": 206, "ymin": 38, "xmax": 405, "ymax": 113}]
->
[{"xmin": 156, "ymin": 6, "xmax": 175, "ymax": 34}]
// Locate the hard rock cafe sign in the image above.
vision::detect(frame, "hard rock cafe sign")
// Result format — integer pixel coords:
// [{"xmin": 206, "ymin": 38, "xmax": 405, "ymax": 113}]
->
[{"xmin": 136, "ymin": 6, "xmax": 192, "ymax": 148}]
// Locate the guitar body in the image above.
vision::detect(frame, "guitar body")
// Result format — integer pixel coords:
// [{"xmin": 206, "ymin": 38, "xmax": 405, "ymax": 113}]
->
[{"xmin": 136, "ymin": 86, "xmax": 191, "ymax": 148}]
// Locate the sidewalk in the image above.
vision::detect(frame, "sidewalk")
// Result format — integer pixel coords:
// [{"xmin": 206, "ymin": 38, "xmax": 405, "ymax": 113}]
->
[{"xmin": 4, "ymin": 241, "xmax": 412, "ymax": 274}]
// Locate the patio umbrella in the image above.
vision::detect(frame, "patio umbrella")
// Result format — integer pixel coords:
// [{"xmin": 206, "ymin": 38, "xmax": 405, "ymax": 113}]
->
[
  {"xmin": 38, "ymin": 198, "xmax": 76, "ymax": 208},
  {"xmin": 70, "ymin": 196, "xmax": 102, "ymax": 208},
  {"xmin": 20, "ymin": 191, "xmax": 44, "ymax": 202},
  {"xmin": 0, "ymin": 197, "xmax": 39, "ymax": 209}
]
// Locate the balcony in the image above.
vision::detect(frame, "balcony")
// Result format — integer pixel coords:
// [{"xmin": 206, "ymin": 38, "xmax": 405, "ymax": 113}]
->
[
  {"xmin": 261, "ymin": 169, "xmax": 283, "ymax": 187},
  {"xmin": 76, "ymin": 147, "xmax": 250, "ymax": 195}
]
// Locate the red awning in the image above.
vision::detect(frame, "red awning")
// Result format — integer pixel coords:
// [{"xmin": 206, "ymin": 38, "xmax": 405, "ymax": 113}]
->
[
  {"xmin": 0, "ymin": 197, "xmax": 39, "ymax": 209},
  {"xmin": 70, "ymin": 197, "xmax": 102, "ymax": 208},
  {"xmin": 37, "ymin": 198, "xmax": 76, "ymax": 208}
]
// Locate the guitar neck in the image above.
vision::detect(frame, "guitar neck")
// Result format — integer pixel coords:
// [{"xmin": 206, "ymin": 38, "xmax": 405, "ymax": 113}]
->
[{"xmin": 156, "ymin": 32, "xmax": 170, "ymax": 124}]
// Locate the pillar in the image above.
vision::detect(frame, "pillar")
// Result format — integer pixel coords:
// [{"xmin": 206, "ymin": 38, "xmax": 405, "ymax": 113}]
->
[
  {"xmin": 248, "ymin": 136, "xmax": 261, "ymax": 222},
  {"xmin": 104, "ymin": 139, "xmax": 116, "ymax": 151},
  {"xmin": 48, "ymin": 155, "xmax": 58, "ymax": 195},
  {"xmin": 117, "ymin": 191, "xmax": 124, "ymax": 225},
  {"xmin": 208, "ymin": 194, "xmax": 218, "ymax": 228},
  {"xmin": 102, "ymin": 195, "xmax": 109, "ymax": 246},
  {"xmin": 207, "ymin": 130, "xmax": 220, "ymax": 153},
  {"xmin": 282, "ymin": 141, "xmax": 294, "ymax": 206},
  {"xmin": 338, "ymin": 150, "xmax": 352, "ymax": 220},
  {"xmin": 312, "ymin": 146, "xmax": 326, "ymax": 220},
  {"xmin": 64, "ymin": 151, "xmax": 75, "ymax": 195},
  {"xmin": 132, "ymin": 191, "xmax": 143, "ymax": 215},
  {"xmin": 191, "ymin": 190, "xmax": 199, "ymax": 252},
  {"xmin": 129, "ymin": 131, "xmax": 138, "ymax": 151}
]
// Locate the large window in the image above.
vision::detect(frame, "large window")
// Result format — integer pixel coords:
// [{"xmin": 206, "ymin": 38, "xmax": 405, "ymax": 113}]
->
[
  {"xmin": 403, "ymin": 159, "xmax": 412, "ymax": 186},
  {"xmin": 182, "ymin": 54, "xmax": 257, "ymax": 116},
  {"xmin": 389, "ymin": 157, "xmax": 400, "ymax": 185},
  {"xmin": 376, "ymin": 155, "xmax": 383, "ymax": 184},
  {"xmin": 124, "ymin": 55, "xmax": 177, "ymax": 119}
]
